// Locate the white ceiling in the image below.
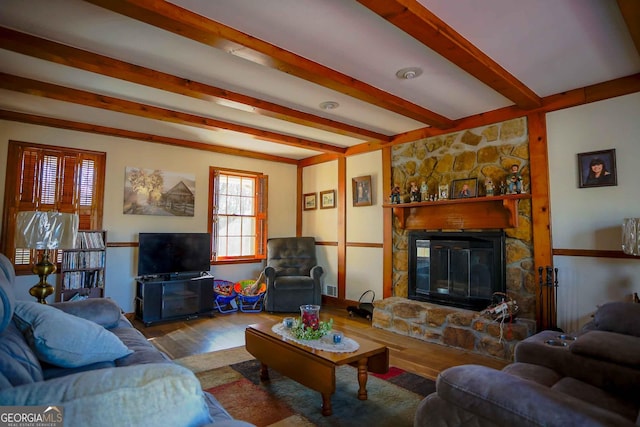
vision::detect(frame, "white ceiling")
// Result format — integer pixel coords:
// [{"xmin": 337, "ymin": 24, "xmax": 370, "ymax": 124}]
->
[{"xmin": 0, "ymin": 0, "xmax": 638, "ymax": 161}]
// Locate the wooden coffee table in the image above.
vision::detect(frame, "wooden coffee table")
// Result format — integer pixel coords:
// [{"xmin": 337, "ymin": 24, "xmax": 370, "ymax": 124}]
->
[{"xmin": 245, "ymin": 322, "xmax": 389, "ymax": 416}]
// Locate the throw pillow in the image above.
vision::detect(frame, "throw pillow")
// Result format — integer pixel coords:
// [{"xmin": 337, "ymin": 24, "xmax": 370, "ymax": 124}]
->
[
  {"xmin": 50, "ymin": 298, "xmax": 122, "ymax": 329},
  {"xmin": 12, "ymin": 301, "xmax": 132, "ymax": 368},
  {"xmin": 592, "ymin": 302, "xmax": 640, "ymax": 337}
]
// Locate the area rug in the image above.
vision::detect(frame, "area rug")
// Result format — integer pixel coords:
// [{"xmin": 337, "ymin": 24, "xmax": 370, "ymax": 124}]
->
[{"xmin": 175, "ymin": 347, "xmax": 435, "ymax": 427}]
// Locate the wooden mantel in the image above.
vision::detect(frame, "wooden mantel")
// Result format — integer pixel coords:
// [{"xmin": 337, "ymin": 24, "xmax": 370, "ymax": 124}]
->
[{"xmin": 383, "ymin": 194, "xmax": 531, "ymax": 230}]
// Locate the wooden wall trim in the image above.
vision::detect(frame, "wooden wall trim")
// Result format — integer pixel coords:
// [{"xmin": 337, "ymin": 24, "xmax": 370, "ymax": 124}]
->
[
  {"xmin": 105, "ymin": 240, "xmax": 388, "ymax": 250},
  {"xmin": 382, "ymin": 146, "xmax": 393, "ymax": 299},
  {"xmin": 553, "ymin": 249, "xmax": 639, "ymax": 259},
  {"xmin": 106, "ymin": 242, "xmax": 137, "ymax": 248},
  {"xmin": 358, "ymin": 73, "xmax": 640, "ymax": 151},
  {"xmin": 315, "ymin": 241, "xmax": 383, "ymax": 248},
  {"xmin": 346, "ymin": 242, "xmax": 383, "ymax": 248},
  {"xmin": 296, "ymin": 166, "xmax": 303, "ymax": 236},
  {"xmin": 337, "ymin": 157, "xmax": 347, "ymax": 300},
  {"xmin": 0, "ymin": 110, "xmax": 298, "ymax": 165},
  {"xmin": 527, "ymin": 112, "xmax": 554, "ymax": 329}
]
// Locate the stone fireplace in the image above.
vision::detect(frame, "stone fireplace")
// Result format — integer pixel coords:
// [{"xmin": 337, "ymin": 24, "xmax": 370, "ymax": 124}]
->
[
  {"xmin": 408, "ymin": 230, "xmax": 505, "ymax": 311},
  {"xmin": 374, "ymin": 118, "xmax": 538, "ymax": 360}
]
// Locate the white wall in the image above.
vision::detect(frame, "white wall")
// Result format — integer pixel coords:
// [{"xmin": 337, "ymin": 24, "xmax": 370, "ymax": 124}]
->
[
  {"xmin": 301, "ymin": 151, "xmax": 385, "ymax": 302},
  {"xmin": 0, "ymin": 120, "xmax": 297, "ymax": 312},
  {"xmin": 302, "ymin": 160, "xmax": 338, "ymax": 294},
  {"xmin": 345, "ymin": 152, "xmax": 384, "ymax": 301},
  {"xmin": 547, "ymin": 92, "xmax": 640, "ymax": 331}
]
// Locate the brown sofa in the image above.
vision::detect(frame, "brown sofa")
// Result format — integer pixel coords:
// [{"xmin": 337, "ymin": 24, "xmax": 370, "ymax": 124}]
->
[{"xmin": 414, "ymin": 301, "xmax": 640, "ymax": 426}]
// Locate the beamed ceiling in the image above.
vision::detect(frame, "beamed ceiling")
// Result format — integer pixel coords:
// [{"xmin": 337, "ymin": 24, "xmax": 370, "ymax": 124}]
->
[{"xmin": 0, "ymin": 0, "xmax": 639, "ymax": 165}]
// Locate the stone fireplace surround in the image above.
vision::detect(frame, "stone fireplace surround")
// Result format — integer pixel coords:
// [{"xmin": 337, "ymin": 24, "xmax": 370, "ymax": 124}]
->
[
  {"xmin": 372, "ymin": 297, "xmax": 535, "ymax": 360},
  {"xmin": 377, "ymin": 118, "xmax": 538, "ymax": 360}
]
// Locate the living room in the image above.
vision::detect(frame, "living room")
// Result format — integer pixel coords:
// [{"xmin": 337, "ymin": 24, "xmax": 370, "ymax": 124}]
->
[
  {"xmin": 0, "ymin": 0, "xmax": 639, "ymax": 336},
  {"xmin": 1, "ymin": 1, "xmax": 640, "ymax": 426}
]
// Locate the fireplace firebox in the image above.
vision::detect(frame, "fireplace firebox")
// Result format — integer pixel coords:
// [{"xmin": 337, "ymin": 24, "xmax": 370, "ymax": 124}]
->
[{"xmin": 408, "ymin": 231, "xmax": 506, "ymax": 311}]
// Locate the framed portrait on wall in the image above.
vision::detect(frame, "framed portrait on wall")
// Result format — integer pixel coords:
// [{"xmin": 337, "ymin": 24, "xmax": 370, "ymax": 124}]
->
[
  {"xmin": 303, "ymin": 192, "xmax": 317, "ymax": 210},
  {"xmin": 352, "ymin": 175, "xmax": 372, "ymax": 206},
  {"xmin": 577, "ymin": 149, "xmax": 617, "ymax": 188},
  {"xmin": 320, "ymin": 189, "xmax": 336, "ymax": 209}
]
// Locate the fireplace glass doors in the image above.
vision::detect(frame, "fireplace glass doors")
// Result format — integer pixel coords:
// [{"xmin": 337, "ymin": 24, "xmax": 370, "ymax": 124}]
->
[{"xmin": 408, "ymin": 231, "xmax": 505, "ymax": 311}]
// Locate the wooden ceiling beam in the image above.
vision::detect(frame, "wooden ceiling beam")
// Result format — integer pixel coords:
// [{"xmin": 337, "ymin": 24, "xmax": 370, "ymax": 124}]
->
[
  {"xmin": 0, "ymin": 27, "xmax": 387, "ymax": 143},
  {"xmin": 617, "ymin": 0, "xmax": 640, "ymax": 56},
  {"xmin": 351, "ymin": 73, "xmax": 640, "ymax": 150},
  {"xmin": 82, "ymin": 0, "xmax": 454, "ymax": 129},
  {"xmin": 0, "ymin": 73, "xmax": 346, "ymax": 155},
  {"xmin": 0, "ymin": 110, "xmax": 298, "ymax": 164},
  {"xmin": 358, "ymin": 0, "xmax": 542, "ymax": 109}
]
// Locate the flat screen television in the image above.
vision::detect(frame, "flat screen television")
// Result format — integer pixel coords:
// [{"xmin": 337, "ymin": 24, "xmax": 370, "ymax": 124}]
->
[{"xmin": 137, "ymin": 232, "xmax": 211, "ymax": 278}]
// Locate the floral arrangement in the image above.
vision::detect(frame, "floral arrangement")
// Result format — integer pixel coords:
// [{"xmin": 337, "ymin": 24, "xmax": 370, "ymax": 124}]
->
[{"xmin": 290, "ymin": 317, "xmax": 333, "ymax": 340}]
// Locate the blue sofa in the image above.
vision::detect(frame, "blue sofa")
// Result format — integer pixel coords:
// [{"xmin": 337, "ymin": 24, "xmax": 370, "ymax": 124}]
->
[{"xmin": 0, "ymin": 253, "xmax": 253, "ymax": 427}]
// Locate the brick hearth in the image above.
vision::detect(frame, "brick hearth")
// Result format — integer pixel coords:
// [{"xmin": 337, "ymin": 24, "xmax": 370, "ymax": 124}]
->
[{"xmin": 373, "ymin": 297, "xmax": 535, "ymax": 360}]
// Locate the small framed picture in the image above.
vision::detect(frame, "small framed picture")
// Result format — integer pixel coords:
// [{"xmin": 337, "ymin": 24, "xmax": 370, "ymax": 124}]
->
[
  {"xmin": 577, "ymin": 149, "xmax": 617, "ymax": 188},
  {"xmin": 438, "ymin": 184, "xmax": 449, "ymax": 200},
  {"xmin": 303, "ymin": 192, "xmax": 317, "ymax": 210},
  {"xmin": 451, "ymin": 178, "xmax": 478, "ymax": 199},
  {"xmin": 320, "ymin": 189, "xmax": 336, "ymax": 209},
  {"xmin": 352, "ymin": 175, "xmax": 372, "ymax": 206}
]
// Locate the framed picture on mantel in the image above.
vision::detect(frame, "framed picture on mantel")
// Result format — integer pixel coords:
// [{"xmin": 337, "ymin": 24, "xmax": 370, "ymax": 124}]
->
[{"xmin": 451, "ymin": 178, "xmax": 478, "ymax": 199}]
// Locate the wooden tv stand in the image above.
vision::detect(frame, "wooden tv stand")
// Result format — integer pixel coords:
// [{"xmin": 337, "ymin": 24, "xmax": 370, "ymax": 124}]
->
[{"xmin": 135, "ymin": 274, "xmax": 214, "ymax": 326}]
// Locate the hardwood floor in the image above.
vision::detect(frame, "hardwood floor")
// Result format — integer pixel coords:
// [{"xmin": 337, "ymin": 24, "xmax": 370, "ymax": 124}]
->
[{"xmin": 131, "ymin": 306, "xmax": 508, "ymax": 380}]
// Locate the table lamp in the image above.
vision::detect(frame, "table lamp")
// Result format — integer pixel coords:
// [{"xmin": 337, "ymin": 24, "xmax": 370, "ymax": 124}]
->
[{"xmin": 15, "ymin": 211, "xmax": 79, "ymax": 303}]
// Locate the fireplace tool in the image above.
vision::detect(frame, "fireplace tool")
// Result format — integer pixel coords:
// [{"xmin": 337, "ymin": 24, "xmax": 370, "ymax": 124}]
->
[
  {"xmin": 538, "ymin": 266, "xmax": 562, "ymax": 331},
  {"xmin": 347, "ymin": 290, "xmax": 375, "ymax": 320}
]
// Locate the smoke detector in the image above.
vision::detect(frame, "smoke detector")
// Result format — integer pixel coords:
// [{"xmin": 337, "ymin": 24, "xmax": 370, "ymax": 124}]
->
[
  {"xmin": 319, "ymin": 101, "xmax": 340, "ymax": 110},
  {"xmin": 396, "ymin": 67, "xmax": 423, "ymax": 80}
]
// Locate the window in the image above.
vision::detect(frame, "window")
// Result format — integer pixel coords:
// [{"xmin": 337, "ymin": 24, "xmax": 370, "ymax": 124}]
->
[
  {"xmin": 209, "ymin": 168, "xmax": 267, "ymax": 262},
  {"xmin": 1, "ymin": 141, "xmax": 106, "ymax": 272}
]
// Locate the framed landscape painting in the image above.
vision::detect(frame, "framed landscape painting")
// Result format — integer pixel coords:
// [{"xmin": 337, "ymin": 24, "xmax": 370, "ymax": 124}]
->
[
  {"xmin": 123, "ymin": 167, "xmax": 195, "ymax": 216},
  {"xmin": 303, "ymin": 192, "xmax": 317, "ymax": 210},
  {"xmin": 320, "ymin": 189, "xmax": 336, "ymax": 209}
]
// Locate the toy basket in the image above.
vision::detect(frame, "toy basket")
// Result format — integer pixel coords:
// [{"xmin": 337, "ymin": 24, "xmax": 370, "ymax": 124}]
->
[
  {"xmin": 234, "ymin": 279, "xmax": 266, "ymax": 312},
  {"xmin": 213, "ymin": 279, "xmax": 238, "ymax": 313}
]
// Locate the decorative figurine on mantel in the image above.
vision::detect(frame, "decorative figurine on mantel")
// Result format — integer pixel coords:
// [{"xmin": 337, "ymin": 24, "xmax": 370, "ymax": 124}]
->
[
  {"xmin": 409, "ymin": 181, "xmax": 421, "ymax": 202},
  {"xmin": 507, "ymin": 164, "xmax": 523, "ymax": 194},
  {"xmin": 485, "ymin": 178, "xmax": 495, "ymax": 196},
  {"xmin": 390, "ymin": 185, "xmax": 401, "ymax": 204},
  {"xmin": 420, "ymin": 181, "xmax": 428, "ymax": 202}
]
